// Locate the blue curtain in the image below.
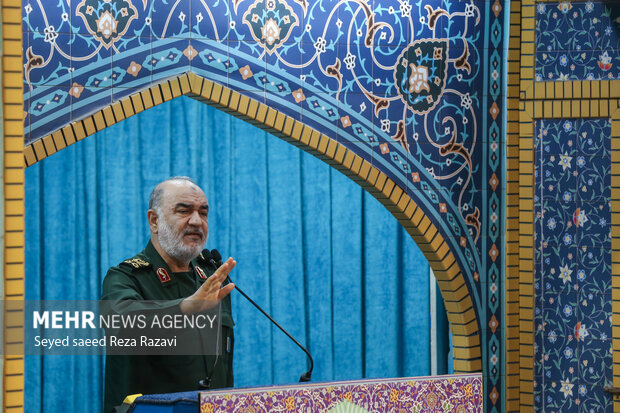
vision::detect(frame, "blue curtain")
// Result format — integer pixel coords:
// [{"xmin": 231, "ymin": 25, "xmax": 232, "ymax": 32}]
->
[{"xmin": 25, "ymin": 97, "xmax": 433, "ymax": 412}]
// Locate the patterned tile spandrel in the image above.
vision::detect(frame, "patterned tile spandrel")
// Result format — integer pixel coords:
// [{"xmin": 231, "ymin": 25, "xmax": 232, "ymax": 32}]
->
[
  {"xmin": 112, "ymin": 38, "xmax": 153, "ymax": 89},
  {"xmin": 26, "ymin": 0, "xmax": 71, "ymax": 34},
  {"xmin": 535, "ymin": 2, "xmax": 620, "ymax": 81},
  {"xmin": 190, "ymin": 0, "xmax": 230, "ymax": 41},
  {"xmin": 150, "ymin": 0, "xmax": 190, "ymax": 40},
  {"xmin": 25, "ymin": 31, "xmax": 72, "ymax": 88},
  {"xmin": 22, "ymin": 0, "xmax": 495, "ymax": 295}
]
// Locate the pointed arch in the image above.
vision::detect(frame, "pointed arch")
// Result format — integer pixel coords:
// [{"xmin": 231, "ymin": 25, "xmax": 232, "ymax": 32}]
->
[{"xmin": 23, "ymin": 72, "xmax": 481, "ymax": 372}]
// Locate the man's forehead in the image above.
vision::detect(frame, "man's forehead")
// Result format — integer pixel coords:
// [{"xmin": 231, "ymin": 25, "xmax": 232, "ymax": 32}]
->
[{"xmin": 161, "ymin": 181, "xmax": 208, "ymax": 206}]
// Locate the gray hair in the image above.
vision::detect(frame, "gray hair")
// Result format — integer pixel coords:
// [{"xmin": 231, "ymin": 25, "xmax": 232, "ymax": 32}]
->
[{"xmin": 148, "ymin": 176, "xmax": 198, "ymax": 211}]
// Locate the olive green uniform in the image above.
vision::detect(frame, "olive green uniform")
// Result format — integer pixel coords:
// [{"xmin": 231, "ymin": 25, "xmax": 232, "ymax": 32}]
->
[{"xmin": 101, "ymin": 241, "xmax": 234, "ymax": 413}]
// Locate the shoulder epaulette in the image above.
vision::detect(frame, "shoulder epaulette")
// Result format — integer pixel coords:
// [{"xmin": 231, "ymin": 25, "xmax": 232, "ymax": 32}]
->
[{"xmin": 121, "ymin": 258, "xmax": 152, "ymax": 271}]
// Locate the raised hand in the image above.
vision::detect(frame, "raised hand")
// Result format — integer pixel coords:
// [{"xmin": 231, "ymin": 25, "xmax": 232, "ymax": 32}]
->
[{"xmin": 180, "ymin": 257, "xmax": 236, "ymax": 314}]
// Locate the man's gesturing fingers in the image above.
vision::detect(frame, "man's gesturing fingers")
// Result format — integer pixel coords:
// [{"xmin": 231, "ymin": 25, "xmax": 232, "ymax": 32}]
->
[
  {"xmin": 180, "ymin": 257, "xmax": 236, "ymax": 314},
  {"xmin": 212, "ymin": 257, "xmax": 236, "ymax": 283},
  {"xmin": 200, "ymin": 257, "xmax": 236, "ymax": 297}
]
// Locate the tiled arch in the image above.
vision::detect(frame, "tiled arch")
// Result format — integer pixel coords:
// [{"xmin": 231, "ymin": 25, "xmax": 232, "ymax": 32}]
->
[
  {"xmin": 10, "ymin": 72, "xmax": 482, "ymax": 410},
  {"xmin": 26, "ymin": 70, "xmax": 483, "ymax": 362}
]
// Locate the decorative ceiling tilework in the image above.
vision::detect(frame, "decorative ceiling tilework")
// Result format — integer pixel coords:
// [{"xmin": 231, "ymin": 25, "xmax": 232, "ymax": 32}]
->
[
  {"xmin": 22, "ymin": 0, "xmax": 505, "ymax": 409},
  {"xmin": 535, "ymin": 1, "xmax": 620, "ymax": 81},
  {"xmin": 534, "ymin": 118, "xmax": 613, "ymax": 412}
]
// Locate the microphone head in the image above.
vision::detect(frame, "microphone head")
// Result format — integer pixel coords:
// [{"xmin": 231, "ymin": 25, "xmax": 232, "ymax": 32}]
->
[
  {"xmin": 210, "ymin": 249, "xmax": 223, "ymax": 265},
  {"xmin": 199, "ymin": 249, "xmax": 213, "ymax": 263}
]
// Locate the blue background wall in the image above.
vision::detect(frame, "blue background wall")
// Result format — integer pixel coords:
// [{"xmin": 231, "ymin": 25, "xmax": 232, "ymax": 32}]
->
[{"xmin": 24, "ymin": 97, "xmax": 439, "ymax": 412}]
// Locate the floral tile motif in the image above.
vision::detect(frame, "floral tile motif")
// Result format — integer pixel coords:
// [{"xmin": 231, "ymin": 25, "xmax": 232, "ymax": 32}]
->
[
  {"xmin": 534, "ymin": 118, "xmax": 612, "ymax": 412},
  {"xmin": 539, "ymin": 199, "xmax": 576, "ymax": 248},
  {"xmin": 541, "ymin": 154, "xmax": 577, "ymax": 201},
  {"xmin": 576, "ymin": 246, "xmax": 611, "ymax": 295},
  {"xmin": 576, "ymin": 292, "xmax": 612, "ymax": 342},
  {"xmin": 576, "ymin": 158, "xmax": 611, "ymax": 202},
  {"xmin": 576, "ymin": 202, "xmax": 611, "ymax": 248},
  {"xmin": 199, "ymin": 374, "xmax": 483, "ymax": 413},
  {"xmin": 535, "ymin": 1, "xmax": 620, "ymax": 81},
  {"xmin": 578, "ymin": 384, "xmax": 614, "ymax": 412}
]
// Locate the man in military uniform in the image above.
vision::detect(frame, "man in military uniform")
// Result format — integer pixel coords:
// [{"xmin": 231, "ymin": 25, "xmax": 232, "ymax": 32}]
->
[{"xmin": 101, "ymin": 177, "xmax": 235, "ymax": 413}]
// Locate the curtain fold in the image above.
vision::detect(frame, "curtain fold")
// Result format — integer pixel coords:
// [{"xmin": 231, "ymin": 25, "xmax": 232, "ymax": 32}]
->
[{"xmin": 25, "ymin": 96, "xmax": 434, "ymax": 412}]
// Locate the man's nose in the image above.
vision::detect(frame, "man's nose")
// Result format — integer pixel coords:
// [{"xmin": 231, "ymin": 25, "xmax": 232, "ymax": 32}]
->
[{"xmin": 188, "ymin": 210, "xmax": 203, "ymax": 225}]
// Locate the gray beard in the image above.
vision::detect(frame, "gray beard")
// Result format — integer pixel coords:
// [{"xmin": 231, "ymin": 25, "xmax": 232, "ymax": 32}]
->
[{"xmin": 157, "ymin": 213, "xmax": 204, "ymax": 264}]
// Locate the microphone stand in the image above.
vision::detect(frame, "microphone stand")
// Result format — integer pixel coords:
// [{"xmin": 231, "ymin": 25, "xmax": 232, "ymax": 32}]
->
[
  {"xmin": 197, "ymin": 249, "xmax": 314, "ymax": 385},
  {"xmin": 227, "ymin": 276, "xmax": 314, "ymax": 382}
]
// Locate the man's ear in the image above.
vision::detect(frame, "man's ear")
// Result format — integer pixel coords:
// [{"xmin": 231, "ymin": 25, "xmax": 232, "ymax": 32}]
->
[{"xmin": 147, "ymin": 209, "xmax": 158, "ymax": 233}]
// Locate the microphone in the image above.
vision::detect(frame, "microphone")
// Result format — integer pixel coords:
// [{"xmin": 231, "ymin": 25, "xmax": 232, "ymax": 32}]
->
[{"xmin": 208, "ymin": 249, "xmax": 313, "ymax": 383}]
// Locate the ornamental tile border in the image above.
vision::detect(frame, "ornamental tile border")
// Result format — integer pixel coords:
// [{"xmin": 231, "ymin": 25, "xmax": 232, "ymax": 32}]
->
[{"xmin": 199, "ymin": 374, "xmax": 483, "ymax": 413}]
